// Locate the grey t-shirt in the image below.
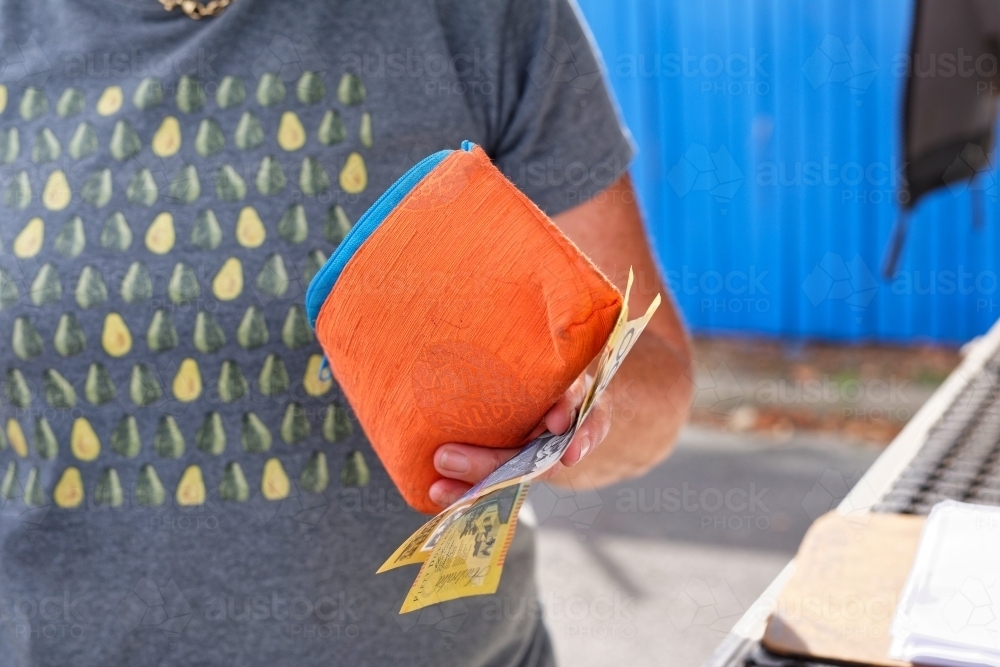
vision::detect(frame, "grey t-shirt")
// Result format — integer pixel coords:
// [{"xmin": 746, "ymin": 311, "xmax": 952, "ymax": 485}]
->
[{"xmin": 0, "ymin": 0, "xmax": 633, "ymax": 664}]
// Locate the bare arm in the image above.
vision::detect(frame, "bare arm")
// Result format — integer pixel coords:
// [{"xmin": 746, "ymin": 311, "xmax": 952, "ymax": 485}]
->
[{"xmin": 547, "ymin": 173, "xmax": 693, "ymax": 488}]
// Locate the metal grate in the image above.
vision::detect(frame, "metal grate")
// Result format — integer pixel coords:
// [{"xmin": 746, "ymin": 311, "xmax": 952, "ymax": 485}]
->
[{"xmin": 873, "ymin": 360, "xmax": 1000, "ymax": 514}]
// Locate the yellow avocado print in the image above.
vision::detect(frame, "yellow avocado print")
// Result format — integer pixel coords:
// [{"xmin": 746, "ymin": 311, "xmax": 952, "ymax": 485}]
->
[
  {"xmin": 261, "ymin": 458, "xmax": 290, "ymax": 500},
  {"xmin": 96, "ymin": 86, "xmax": 124, "ymax": 116},
  {"xmin": 53, "ymin": 467, "xmax": 84, "ymax": 508},
  {"xmin": 277, "ymin": 111, "xmax": 306, "ymax": 151},
  {"xmin": 0, "ymin": 85, "xmax": 7, "ymax": 114},
  {"xmin": 71, "ymin": 417, "xmax": 101, "ymax": 461},
  {"xmin": 176, "ymin": 465, "xmax": 206, "ymax": 506},
  {"xmin": 42, "ymin": 170, "xmax": 71, "ymax": 211},
  {"xmin": 13, "ymin": 217, "xmax": 44, "ymax": 258},
  {"xmin": 145, "ymin": 212, "xmax": 175, "ymax": 254},
  {"xmin": 340, "ymin": 152, "xmax": 367, "ymax": 194},
  {"xmin": 173, "ymin": 358, "xmax": 202, "ymax": 402},
  {"xmin": 6, "ymin": 419, "xmax": 27, "ymax": 457},
  {"xmin": 303, "ymin": 354, "xmax": 331, "ymax": 396},
  {"xmin": 235, "ymin": 206, "xmax": 266, "ymax": 248},
  {"xmin": 152, "ymin": 116, "xmax": 181, "ymax": 157},
  {"xmin": 102, "ymin": 313, "xmax": 133, "ymax": 357},
  {"xmin": 212, "ymin": 257, "xmax": 243, "ymax": 301}
]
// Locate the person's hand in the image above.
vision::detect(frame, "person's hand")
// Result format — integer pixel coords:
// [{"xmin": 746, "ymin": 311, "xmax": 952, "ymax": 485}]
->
[{"xmin": 428, "ymin": 373, "xmax": 613, "ymax": 508}]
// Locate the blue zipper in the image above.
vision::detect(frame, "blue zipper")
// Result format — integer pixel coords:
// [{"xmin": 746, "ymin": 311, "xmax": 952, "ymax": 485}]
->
[{"xmin": 304, "ymin": 148, "xmax": 455, "ymax": 327}]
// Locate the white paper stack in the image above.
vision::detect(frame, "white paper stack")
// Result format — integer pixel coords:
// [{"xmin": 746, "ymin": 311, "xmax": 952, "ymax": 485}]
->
[{"xmin": 890, "ymin": 500, "xmax": 1000, "ymax": 667}]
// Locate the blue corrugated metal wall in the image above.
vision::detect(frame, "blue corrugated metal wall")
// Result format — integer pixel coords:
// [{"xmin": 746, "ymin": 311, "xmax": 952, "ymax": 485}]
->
[{"xmin": 576, "ymin": 0, "xmax": 1000, "ymax": 344}]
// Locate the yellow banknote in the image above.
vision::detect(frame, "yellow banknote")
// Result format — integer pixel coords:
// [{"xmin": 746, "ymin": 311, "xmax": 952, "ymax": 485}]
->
[{"xmin": 399, "ymin": 482, "xmax": 530, "ymax": 613}]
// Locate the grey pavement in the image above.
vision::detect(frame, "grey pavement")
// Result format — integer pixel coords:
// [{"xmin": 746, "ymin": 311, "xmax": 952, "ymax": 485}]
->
[{"xmin": 532, "ymin": 425, "xmax": 883, "ymax": 667}]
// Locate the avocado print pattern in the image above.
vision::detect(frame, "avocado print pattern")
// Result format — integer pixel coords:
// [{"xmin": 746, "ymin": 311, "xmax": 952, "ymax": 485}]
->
[{"xmin": 0, "ymin": 69, "xmax": 373, "ymax": 512}]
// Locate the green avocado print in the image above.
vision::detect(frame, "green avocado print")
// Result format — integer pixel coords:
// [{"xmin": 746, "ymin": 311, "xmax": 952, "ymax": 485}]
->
[
  {"xmin": 278, "ymin": 204, "xmax": 307, "ymax": 243},
  {"xmin": 195, "ymin": 118, "xmax": 225, "ymax": 157},
  {"xmin": 54, "ymin": 313, "xmax": 86, "ymax": 357},
  {"xmin": 325, "ymin": 205, "xmax": 352, "ymax": 244},
  {"xmin": 256, "ymin": 73, "xmax": 286, "ymax": 106},
  {"xmin": 135, "ymin": 464, "xmax": 166, "ymax": 506},
  {"xmin": 81, "ymin": 168, "xmax": 113, "ymax": 207},
  {"xmin": 176, "ymin": 75, "xmax": 206, "ymax": 113},
  {"xmin": 191, "ymin": 209, "xmax": 222, "ymax": 250},
  {"xmin": 43, "ymin": 368, "xmax": 76, "ymax": 408},
  {"xmin": 0, "ymin": 427, "xmax": 6, "ymax": 453},
  {"xmin": 0, "ymin": 127, "xmax": 19, "ymax": 163},
  {"xmin": 323, "ymin": 404, "xmax": 353, "ymax": 442},
  {"xmin": 218, "ymin": 360, "xmax": 248, "ymax": 403},
  {"xmin": 216, "ymin": 164, "xmax": 247, "ymax": 201},
  {"xmin": 110, "ymin": 415, "xmax": 141, "ymax": 457},
  {"xmin": 258, "ymin": 353, "xmax": 289, "ymax": 397},
  {"xmin": 240, "ymin": 412, "xmax": 272, "ymax": 453},
  {"xmin": 236, "ymin": 305, "xmax": 268, "ymax": 349},
  {"xmin": 5, "ymin": 170, "xmax": 31, "ymax": 209},
  {"xmin": 280, "ymin": 402, "xmax": 310, "ymax": 444},
  {"xmin": 196, "ymin": 412, "xmax": 226, "ymax": 455},
  {"xmin": 359, "ymin": 112, "xmax": 373, "ymax": 148},
  {"xmin": 317, "ymin": 110, "xmax": 345, "ymax": 145},
  {"xmin": 255, "ymin": 253, "xmax": 289, "ymax": 297},
  {"xmin": 30, "ymin": 263, "xmax": 62, "ymax": 306},
  {"xmin": 133, "ymin": 77, "xmax": 163, "ymax": 110},
  {"xmin": 193, "ymin": 310, "xmax": 226, "ymax": 353},
  {"xmin": 216, "ymin": 76, "xmax": 246, "ymax": 108},
  {"xmin": 85, "ymin": 362, "xmax": 117, "ymax": 405},
  {"xmin": 101, "ymin": 212, "xmax": 132, "ymax": 251},
  {"xmin": 110, "ymin": 120, "xmax": 141, "ymax": 161},
  {"xmin": 337, "ymin": 73, "xmax": 366, "ymax": 105},
  {"xmin": 281, "ymin": 305, "xmax": 312, "ymax": 349},
  {"xmin": 75, "ymin": 265, "xmax": 108, "ymax": 309},
  {"xmin": 168, "ymin": 164, "xmax": 200, "ymax": 203},
  {"xmin": 54, "ymin": 216, "xmax": 86, "ymax": 257},
  {"xmin": 341, "ymin": 450, "xmax": 370, "ymax": 487},
  {"xmin": 95, "ymin": 468, "xmax": 124, "ymax": 507},
  {"xmin": 4, "ymin": 369, "xmax": 31, "ymax": 408},
  {"xmin": 0, "ymin": 269, "xmax": 19, "ymax": 310},
  {"xmin": 219, "ymin": 462, "xmax": 249, "ymax": 502},
  {"xmin": 0, "ymin": 462, "xmax": 17, "ymax": 500},
  {"xmin": 20, "ymin": 87, "xmax": 48, "ymax": 121},
  {"xmin": 126, "ymin": 168, "xmax": 158, "ymax": 206},
  {"xmin": 255, "ymin": 156, "xmax": 286, "ymax": 195},
  {"xmin": 33, "ymin": 417, "xmax": 58, "ymax": 459},
  {"xmin": 121, "ymin": 261, "xmax": 153, "ymax": 304},
  {"xmin": 69, "ymin": 122, "xmax": 98, "ymax": 160},
  {"xmin": 235, "ymin": 111, "xmax": 264, "ymax": 150},
  {"xmin": 299, "ymin": 451, "xmax": 329, "ymax": 493},
  {"xmin": 147, "ymin": 309, "xmax": 178, "ymax": 352},
  {"xmin": 24, "ymin": 467, "xmax": 45, "ymax": 508},
  {"xmin": 56, "ymin": 88, "xmax": 86, "ymax": 117},
  {"xmin": 168, "ymin": 262, "xmax": 200, "ymax": 305},
  {"xmin": 299, "ymin": 156, "xmax": 329, "ymax": 196},
  {"xmin": 154, "ymin": 415, "xmax": 185, "ymax": 458},
  {"xmin": 296, "ymin": 71, "xmax": 325, "ymax": 104},
  {"xmin": 32, "ymin": 128, "xmax": 60, "ymax": 163},
  {"xmin": 130, "ymin": 363, "xmax": 162, "ymax": 406},
  {"xmin": 303, "ymin": 249, "xmax": 327, "ymax": 283},
  {"xmin": 12, "ymin": 317, "xmax": 43, "ymax": 360}
]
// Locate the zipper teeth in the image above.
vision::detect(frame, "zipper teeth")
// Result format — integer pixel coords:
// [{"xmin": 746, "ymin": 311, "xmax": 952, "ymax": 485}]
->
[{"xmin": 304, "ymin": 149, "xmax": 450, "ymax": 325}]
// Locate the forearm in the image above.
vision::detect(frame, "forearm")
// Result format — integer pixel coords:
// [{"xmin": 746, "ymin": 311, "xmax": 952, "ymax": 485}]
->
[{"xmin": 549, "ymin": 329, "xmax": 694, "ymax": 489}]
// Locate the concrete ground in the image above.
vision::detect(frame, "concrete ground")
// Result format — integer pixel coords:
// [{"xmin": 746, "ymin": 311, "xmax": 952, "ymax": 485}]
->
[{"xmin": 531, "ymin": 425, "xmax": 884, "ymax": 667}]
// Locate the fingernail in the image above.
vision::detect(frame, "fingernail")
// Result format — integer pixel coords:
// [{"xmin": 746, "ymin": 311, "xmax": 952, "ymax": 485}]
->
[
  {"xmin": 438, "ymin": 450, "xmax": 470, "ymax": 474},
  {"xmin": 570, "ymin": 435, "xmax": 590, "ymax": 465},
  {"xmin": 429, "ymin": 486, "xmax": 447, "ymax": 507}
]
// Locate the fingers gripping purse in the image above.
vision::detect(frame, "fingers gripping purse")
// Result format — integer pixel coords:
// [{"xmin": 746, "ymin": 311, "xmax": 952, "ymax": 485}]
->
[{"xmin": 306, "ymin": 142, "xmax": 622, "ymax": 513}]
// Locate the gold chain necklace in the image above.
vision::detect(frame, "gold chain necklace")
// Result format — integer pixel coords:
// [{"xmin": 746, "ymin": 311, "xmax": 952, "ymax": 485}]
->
[{"xmin": 159, "ymin": 0, "xmax": 235, "ymax": 19}]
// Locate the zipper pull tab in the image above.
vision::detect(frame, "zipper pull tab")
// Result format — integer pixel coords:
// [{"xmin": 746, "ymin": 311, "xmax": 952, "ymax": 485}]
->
[{"xmin": 318, "ymin": 356, "xmax": 332, "ymax": 382}]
